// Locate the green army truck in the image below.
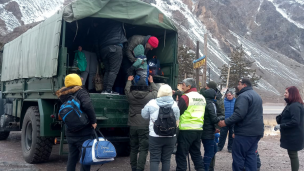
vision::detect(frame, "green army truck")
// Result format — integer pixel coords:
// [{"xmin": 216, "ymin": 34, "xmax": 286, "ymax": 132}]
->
[{"xmin": 0, "ymin": 0, "xmax": 178, "ymax": 164}]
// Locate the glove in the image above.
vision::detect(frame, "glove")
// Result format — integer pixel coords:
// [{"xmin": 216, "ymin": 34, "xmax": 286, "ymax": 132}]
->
[{"xmin": 274, "ymin": 124, "xmax": 280, "ymax": 131}]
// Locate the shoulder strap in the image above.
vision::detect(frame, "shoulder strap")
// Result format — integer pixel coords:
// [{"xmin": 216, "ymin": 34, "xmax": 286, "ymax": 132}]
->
[{"xmin": 72, "ymin": 89, "xmax": 81, "ymax": 99}]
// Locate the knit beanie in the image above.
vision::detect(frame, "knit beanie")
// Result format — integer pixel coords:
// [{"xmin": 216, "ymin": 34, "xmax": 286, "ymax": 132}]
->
[
  {"xmin": 64, "ymin": 74, "xmax": 82, "ymax": 87},
  {"xmin": 148, "ymin": 36, "xmax": 159, "ymax": 48},
  {"xmin": 207, "ymin": 81, "xmax": 217, "ymax": 90},
  {"xmin": 133, "ymin": 44, "xmax": 145, "ymax": 57},
  {"xmin": 157, "ymin": 84, "xmax": 173, "ymax": 98}
]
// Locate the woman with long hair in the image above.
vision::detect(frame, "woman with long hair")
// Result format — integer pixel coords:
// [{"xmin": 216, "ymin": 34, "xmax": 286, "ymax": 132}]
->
[{"xmin": 274, "ymin": 86, "xmax": 304, "ymax": 171}]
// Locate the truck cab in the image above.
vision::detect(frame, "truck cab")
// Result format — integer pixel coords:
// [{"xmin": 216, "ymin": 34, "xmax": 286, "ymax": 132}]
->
[{"xmin": 0, "ymin": 0, "xmax": 178, "ymax": 163}]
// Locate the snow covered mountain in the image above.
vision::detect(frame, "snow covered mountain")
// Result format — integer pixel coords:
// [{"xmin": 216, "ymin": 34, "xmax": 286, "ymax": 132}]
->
[{"xmin": 0, "ymin": 0, "xmax": 304, "ymax": 101}]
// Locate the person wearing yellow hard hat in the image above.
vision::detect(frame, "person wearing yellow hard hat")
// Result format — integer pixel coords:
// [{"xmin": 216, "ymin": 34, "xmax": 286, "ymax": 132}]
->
[{"xmin": 56, "ymin": 73, "xmax": 97, "ymax": 171}]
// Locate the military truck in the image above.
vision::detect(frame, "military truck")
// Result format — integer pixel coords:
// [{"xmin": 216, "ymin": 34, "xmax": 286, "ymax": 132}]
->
[{"xmin": 0, "ymin": 0, "xmax": 178, "ymax": 164}]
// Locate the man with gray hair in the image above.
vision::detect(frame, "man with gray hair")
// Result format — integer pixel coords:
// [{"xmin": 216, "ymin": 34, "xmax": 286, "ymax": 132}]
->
[{"xmin": 176, "ymin": 78, "xmax": 206, "ymax": 171}]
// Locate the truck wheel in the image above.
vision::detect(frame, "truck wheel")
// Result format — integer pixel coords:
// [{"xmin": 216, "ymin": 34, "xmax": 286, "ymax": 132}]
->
[
  {"xmin": 0, "ymin": 131, "xmax": 10, "ymax": 140},
  {"xmin": 21, "ymin": 106, "xmax": 53, "ymax": 163},
  {"xmin": 114, "ymin": 142, "xmax": 130, "ymax": 157}
]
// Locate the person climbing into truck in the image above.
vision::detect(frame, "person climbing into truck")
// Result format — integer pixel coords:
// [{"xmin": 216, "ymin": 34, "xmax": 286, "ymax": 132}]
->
[
  {"xmin": 56, "ymin": 74, "xmax": 97, "ymax": 171},
  {"xmin": 94, "ymin": 19, "xmax": 127, "ymax": 95},
  {"xmin": 122, "ymin": 35, "xmax": 159, "ymax": 83},
  {"xmin": 128, "ymin": 44, "xmax": 149, "ymax": 85}
]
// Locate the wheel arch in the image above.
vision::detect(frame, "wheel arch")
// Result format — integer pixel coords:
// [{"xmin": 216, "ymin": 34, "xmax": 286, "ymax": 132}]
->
[{"xmin": 21, "ymin": 99, "xmax": 60, "ymax": 137}]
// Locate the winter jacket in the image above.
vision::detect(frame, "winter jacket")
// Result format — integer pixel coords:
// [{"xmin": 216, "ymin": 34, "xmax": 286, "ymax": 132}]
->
[
  {"xmin": 201, "ymin": 89, "xmax": 221, "ymax": 139},
  {"xmin": 124, "ymin": 35, "xmax": 151, "ymax": 63},
  {"xmin": 125, "ymin": 80, "xmax": 158, "ymax": 128},
  {"xmin": 141, "ymin": 96, "xmax": 180, "ymax": 137},
  {"xmin": 133, "ymin": 55, "xmax": 148, "ymax": 70},
  {"xmin": 276, "ymin": 101, "xmax": 304, "ymax": 151},
  {"xmin": 225, "ymin": 87, "xmax": 264, "ymax": 137},
  {"xmin": 95, "ymin": 19, "xmax": 127, "ymax": 49},
  {"xmin": 56, "ymin": 86, "xmax": 96, "ymax": 137},
  {"xmin": 200, "ymin": 88, "xmax": 225, "ymax": 130},
  {"xmin": 224, "ymin": 97, "xmax": 236, "ymax": 119},
  {"xmin": 215, "ymin": 90, "xmax": 225, "ymax": 118}
]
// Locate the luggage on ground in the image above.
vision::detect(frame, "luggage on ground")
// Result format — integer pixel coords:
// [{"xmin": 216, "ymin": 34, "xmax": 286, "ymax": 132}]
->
[{"xmin": 80, "ymin": 130, "xmax": 117, "ymax": 165}]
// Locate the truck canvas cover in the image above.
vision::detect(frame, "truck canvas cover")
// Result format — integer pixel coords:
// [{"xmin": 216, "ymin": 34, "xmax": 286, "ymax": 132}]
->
[{"xmin": 1, "ymin": 0, "xmax": 177, "ymax": 82}]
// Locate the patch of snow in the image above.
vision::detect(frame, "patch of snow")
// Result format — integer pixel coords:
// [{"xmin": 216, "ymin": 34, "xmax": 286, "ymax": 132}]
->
[
  {"xmin": 254, "ymin": 20, "xmax": 261, "ymax": 26},
  {"xmin": 229, "ymin": 30, "xmax": 302, "ymax": 84},
  {"xmin": 289, "ymin": 45, "xmax": 299, "ymax": 52},
  {"xmin": 256, "ymin": 78, "xmax": 280, "ymax": 95},
  {"xmin": 267, "ymin": 0, "xmax": 304, "ymax": 29},
  {"xmin": 0, "ymin": 0, "xmax": 64, "ymax": 34},
  {"xmin": 257, "ymin": 0, "xmax": 263, "ymax": 12},
  {"xmin": 14, "ymin": 0, "xmax": 64, "ymax": 24},
  {"xmin": 0, "ymin": 4, "xmax": 21, "ymax": 33},
  {"xmin": 153, "ymin": 0, "xmax": 230, "ymax": 63},
  {"xmin": 295, "ymin": 0, "xmax": 304, "ymax": 5}
]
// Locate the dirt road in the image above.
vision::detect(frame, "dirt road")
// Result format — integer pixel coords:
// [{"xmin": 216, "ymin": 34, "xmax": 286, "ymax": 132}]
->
[{"xmin": 0, "ymin": 131, "xmax": 303, "ymax": 171}]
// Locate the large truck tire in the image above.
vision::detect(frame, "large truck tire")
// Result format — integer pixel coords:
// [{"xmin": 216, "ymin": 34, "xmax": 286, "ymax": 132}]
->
[
  {"xmin": 21, "ymin": 106, "xmax": 53, "ymax": 163},
  {"xmin": 0, "ymin": 131, "xmax": 10, "ymax": 140}
]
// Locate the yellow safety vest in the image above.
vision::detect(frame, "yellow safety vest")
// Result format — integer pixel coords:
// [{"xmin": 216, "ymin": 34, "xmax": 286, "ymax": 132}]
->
[{"xmin": 179, "ymin": 91, "xmax": 206, "ymax": 130}]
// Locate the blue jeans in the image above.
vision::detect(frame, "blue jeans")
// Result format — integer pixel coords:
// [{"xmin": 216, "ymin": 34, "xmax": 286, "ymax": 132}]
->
[
  {"xmin": 232, "ymin": 135, "xmax": 261, "ymax": 171},
  {"xmin": 202, "ymin": 139, "xmax": 217, "ymax": 171}
]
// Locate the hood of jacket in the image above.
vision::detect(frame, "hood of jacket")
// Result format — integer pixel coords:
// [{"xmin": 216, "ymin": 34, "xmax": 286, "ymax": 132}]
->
[
  {"xmin": 131, "ymin": 89, "xmax": 150, "ymax": 99},
  {"xmin": 202, "ymin": 89, "xmax": 216, "ymax": 101},
  {"xmin": 143, "ymin": 35, "xmax": 151, "ymax": 45},
  {"xmin": 215, "ymin": 90, "xmax": 223, "ymax": 100},
  {"xmin": 56, "ymin": 86, "xmax": 82, "ymax": 102},
  {"xmin": 156, "ymin": 96, "xmax": 174, "ymax": 108}
]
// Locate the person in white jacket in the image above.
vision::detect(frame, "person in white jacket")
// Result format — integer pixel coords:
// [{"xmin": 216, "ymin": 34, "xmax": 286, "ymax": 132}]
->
[{"xmin": 141, "ymin": 84, "xmax": 180, "ymax": 171}]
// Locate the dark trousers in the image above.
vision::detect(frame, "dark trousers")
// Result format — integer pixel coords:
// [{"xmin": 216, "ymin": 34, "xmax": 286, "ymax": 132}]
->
[
  {"xmin": 232, "ymin": 135, "xmax": 261, "ymax": 171},
  {"xmin": 67, "ymin": 135, "xmax": 93, "ymax": 171},
  {"xmin": 129, "ymin": 127, "xmax": 149, "ymax": 171},
  {"xmin": 256, "ymin": 151, "xmax": 261, "ymax": 169},
  {"xmin": 218, "ymin": 126, "xmax": 234, "ymax": 150},
  {"xmin": 208, "ymin": 141, "xmax": 218, "ymax": 171},
  {"xmin": 100, "ymin": 45, "xmax": 123, "ymax": 92},
  {"xmin": 287, "ymin": 150, "xmax": 299, "ymax": 171},
  {"xmin": 202, "ymin": 139, "xmax": 217, "ymax": 171},
  {"xmin": 149, "ymin": 136, "xmax": 176, "ymax": 171},
  {"xmin": 176, "ymin": 130, "xmax": 204, "ymax": 171}
]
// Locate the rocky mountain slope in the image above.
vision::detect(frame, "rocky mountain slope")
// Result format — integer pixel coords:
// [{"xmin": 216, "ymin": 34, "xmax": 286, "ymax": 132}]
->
[{"xmin": 0, "ymin": 0, "xmax": 304, "ymax": 101}]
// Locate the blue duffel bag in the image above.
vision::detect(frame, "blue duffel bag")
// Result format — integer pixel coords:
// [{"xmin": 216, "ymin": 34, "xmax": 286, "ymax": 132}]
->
[{"xmin": 80, "ymin": 130, "xmax": 116, "ymax": 165}]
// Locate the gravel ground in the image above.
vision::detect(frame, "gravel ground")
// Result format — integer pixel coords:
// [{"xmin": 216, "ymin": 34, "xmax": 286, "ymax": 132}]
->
[{"xmin": 0, "ymin": 131, "xmax": 303, "ymax": 171}]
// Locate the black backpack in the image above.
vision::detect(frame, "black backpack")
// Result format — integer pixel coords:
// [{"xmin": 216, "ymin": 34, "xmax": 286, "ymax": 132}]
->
[
  {"xmin": 153, "ymin": 107, "xmax": 177, "ymax": 136},
  {"xmin": 59, "ymin": 91, "xmax": 89, "ymax": 132}
]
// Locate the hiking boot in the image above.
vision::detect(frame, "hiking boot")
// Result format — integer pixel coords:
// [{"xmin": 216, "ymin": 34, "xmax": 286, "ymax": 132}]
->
[
  {"xmin": 228, "ymin": 149, "xmax": 232, "ymax": 153},
  {"xmin": 217, "ymin": 148, "xmax": 222, "ymax": 152}
]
